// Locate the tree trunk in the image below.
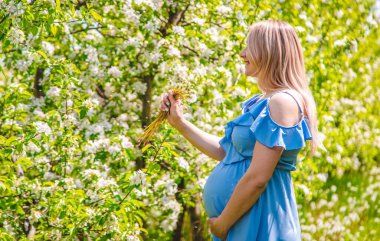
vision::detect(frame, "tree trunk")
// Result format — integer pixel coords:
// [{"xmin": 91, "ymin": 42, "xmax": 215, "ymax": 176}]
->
[
  {"xmin": 189, "ymin": 194, "xmax": 206, "ymax": 241},
  {"xmin": 33, "ymin": 67, "xmax": 44, "ymax": 98}
]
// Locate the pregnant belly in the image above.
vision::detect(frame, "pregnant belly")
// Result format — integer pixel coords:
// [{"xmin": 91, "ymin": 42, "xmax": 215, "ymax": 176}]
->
[{"xmin": 203, "ymin": 160, "xmax": 250, "ymax": 217}]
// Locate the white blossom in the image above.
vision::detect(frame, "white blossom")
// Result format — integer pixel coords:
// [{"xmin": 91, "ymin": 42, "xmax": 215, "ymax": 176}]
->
[
  {"xmin": 177, "ymin": 157, "xmax": 190, "ymax": 171},
  {"xmin": 109, "ymin": 144, "xmax": 121, "ymax": 155},
  {"xmin": 306, "ymin": 35, "xmax": 318, "ymax": 43},
  {"xmin": 192, "ymin": 17, "xmax": 206, "ymax": 25},
  {"xmin": 33, "ymin": 108, "xmax": 45, "ymax": 118},
  {"xmin": 43, "ymin": 171, "xmax": 59, "ymax": 180},
  {"xmin": 33, "ymin": 121, "xmax": 52, "ymax": 135},
  {"xmin": 305, "ymin": 21, "xmax": 313, "ymax": 29},
  {"xmin": 299, "ymin": 12, "xmax": 307, "ymax": 21},
  {"xmin": 42, "ymin": 41, "xmax": 55, "ymax": 55},
  {"xmin": 84, "ymin": 46, "xmax": 99, "ymax": 62},
  {"xmin": 335, "ymin": 10, "xmax": 343, "ymax": 18},
  {"xmin": 295, "ymin": 26, "xmax": 305, "ymax": 32},
  {"xmin": 83, "ymin": 169, "xmax": 101, "ymax": 179},
  {"xmin": 108, "ymin": 66, "xmax": 122, "ymax": 78},
  {"xmin": 8, "ymin": 27, "xmax": 25, "ymax": 45},
  {"xmin": 26, "ymin": 141, "xmax": 41, "ymax": 154},
  {"xmin": 126, "ymin": 235, "xmax": 140, "ymax": 241},
  {"xmin": 216, "ymin": 6, "xmax": 232, "ymax": 15},
  {"xmin": 120, "ymin": 136, "xmax": 133, "ymax": 149},
  {"xmin": 97, "ymin": 177, "xmax": 117, "ymax": 188},
  {"xmin": 167, "ymin": 46, "xmax": 181, "ymax": 57},
  {"xmin": 317, "ymin": 173, "xmax": 328, "ymax": 182},
  {"xmin": 144, "ymin": 20, "xmax": 159, "ymax": 31},
  {"xmin": 46, "ymin": 86, "xmax": 61, "ymax": 98},
  {"xmin": 172, "ymin": 26, "xmax": 185, "ymax": 36},
  {"xmin": 127, "ymin": 36, "xmax": 140, "ymax": 47},
  {"xmin": 132, "ymin": 81, "xmax": 147, "ymax": 94},
  {"xmin": 130, "ymin": 170, "xmax": 147, "ymax": 186},
  {"xmin": 334, "ymin": 39, "xmax": 346, "ymax": 47}
]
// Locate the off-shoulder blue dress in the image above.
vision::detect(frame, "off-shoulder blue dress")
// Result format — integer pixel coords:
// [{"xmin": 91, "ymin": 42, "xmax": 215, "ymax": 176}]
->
[{"xmin": 203, "ymin": 90, "xmax": 312, "ymax": 241}]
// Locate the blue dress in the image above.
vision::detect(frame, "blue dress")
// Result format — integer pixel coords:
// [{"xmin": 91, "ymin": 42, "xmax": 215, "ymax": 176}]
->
[{"xmin": 203, "ymin": 90, "xmax": 313, "ymax": 241}]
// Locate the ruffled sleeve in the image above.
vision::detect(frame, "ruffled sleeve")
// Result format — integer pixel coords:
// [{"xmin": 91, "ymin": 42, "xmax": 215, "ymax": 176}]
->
[{"xmin": 249, "ymin": 100, "xmax": 313, "ymax": 150}]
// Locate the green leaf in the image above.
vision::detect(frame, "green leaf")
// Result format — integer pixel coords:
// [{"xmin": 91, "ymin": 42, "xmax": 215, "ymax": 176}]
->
[
  {"xmin": 51, "ymin": 24, "xmax": 58, "ymax": 36},
  {"xmin": 129, "ymin": 199, "xmax": 146, "ymax": 207},
  {"xmin": 37, "ymin": 50, "xmax": 47, "ymax": 59},
  {"xmin": 90, "ymin": 10, "xmax": 102, "ymax": 22},
  {"xmin": 152, "ymin": 163, "xmax": 160, "ymax": 171},
  {"xmin": 141, "ymin": 144, "xmax": 152, "ymax": 153},
  {"xmin": 5, "ymin": 136, "xmax": 17, "ymax": 146},
  {"xmin": 170, "ymin": 150, "xmax": 180, "ymax": 158},
  {"xmin": 79, "ymin": 107, "xmax": 88, "ymax": 119},
  {"xmin": 56, "ymin": 0, "xmax": 61, "ymax": 12},
  {"xmin": 16, "ymin": 157, "xmax": 33, "ymax": 169},
  {"xmin": 71, "ymin": 63, "xmax": 81, "ymax": 74},
  {"xmin": 16, "ymin": 205, "xmax": 25, "ymax": 215}
]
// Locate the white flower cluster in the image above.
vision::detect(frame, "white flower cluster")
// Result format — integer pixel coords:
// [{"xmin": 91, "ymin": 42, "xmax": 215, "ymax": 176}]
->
[
  {"xmin": 33, "ymin": 121, "xmax": 52, "ymax": 135},
  {"xmin": 306, "ymin": 35, "xmax": 319, "ymax": 43},
  {"xmin": 46, "ymin": 86, "xmax": 61, "ymax": 98},
  {"xmin": 108, "ymin": 66, "xmax": 122, "ymax": 78},
  {"xmin": 97, "ymin": 177, "xmax": 117, "ymax": 189},
  {"xmin": 83, "ymin": 46, "xmax": 99, "ymax": 63},
  {"xmin": 120, "ymin": 135, "xmax": 133, "ymax": 149},
  {"xmin": 177, "ymin": 157, "xmax": 190, "ymax": 171},
  {"xmin": 160, "ymin": 198, "xmax": 181, "ymax": 231},
  {"xmin": 216, "ymin": 5, "xmax": 232, "ymax": 15},
  {"xmin": 42, "ymin": 41, "xmax": 55, "ymax": 55},
  {"xmin": 26, "ymin": 141, "xmax": 41, "ymax": 154},
  {"xmin": 333, "ymin": 39, "xmax": 346, "ymax": 47},
  {"xmin": 83, "ymin": 97, "xmax": 100, "ymax": 109},
  {"xmin": 84, "ymin": 138, "xmax": 111, "ymax": 154},
  {"xmin": 83, "ymin": 169, "xmax": 102, "ymax": 180},
  {"xmin": 192, "ymin": 17, "xmax": 206, "ymax": 26},
  {"xmin": 132, "ymin": 81, "xmax": 147, "ymax": 94},
  {"xmin": 144, "ymin": 19, "xmax": 160, "ymax": 32},
  {"xmin": 167, "ymin": 46, "xmax": 181, "ymax": 57},
  {"xmin": 15, "ymin": 53, "xmax": 34, "ymax": 71},
  {"xmin": 130, "ymin": 170, "xmax": 147, "ymax": 186},
  {"xmin": 154, "ymin": 175, "xmax": 177, "ymax": 196},
  {"xmin": 126, "ymin": 234, "xmax": 140, "ymax": 241},
  {"xmin": 172, "ymin": 26, "xmax": 185, "ymax": 36},
  {"xmin": 8, "ymin": 27, "xmax": 25, "ymax": 45}
]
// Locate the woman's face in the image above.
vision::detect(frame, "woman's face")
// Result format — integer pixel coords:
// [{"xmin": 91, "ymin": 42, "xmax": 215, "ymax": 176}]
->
[{"xmin": 239, "ymin": 47, "xmax": 256, "ymax": 77}]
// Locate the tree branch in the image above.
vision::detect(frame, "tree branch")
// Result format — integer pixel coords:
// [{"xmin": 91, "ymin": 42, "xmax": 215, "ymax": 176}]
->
[{"xmin": 70, "ymin": 26, "xmax": 105, "ymax": 34}]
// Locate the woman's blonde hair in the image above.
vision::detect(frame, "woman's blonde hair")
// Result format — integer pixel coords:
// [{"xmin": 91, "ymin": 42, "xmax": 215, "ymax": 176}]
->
[{"xmin": 246, "ymin": 20, "xmax": 320, "ymax": 157}]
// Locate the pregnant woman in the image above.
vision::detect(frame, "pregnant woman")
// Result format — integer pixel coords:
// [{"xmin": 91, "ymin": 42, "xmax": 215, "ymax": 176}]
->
[{"xmin": 160, "ymin": 20, "xmax": 319, "ymax": 241}]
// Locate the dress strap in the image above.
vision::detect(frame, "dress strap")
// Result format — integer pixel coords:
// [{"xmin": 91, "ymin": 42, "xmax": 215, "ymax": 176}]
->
[{"xmin": 268, "ymin": 90, "xmax": 304, "ymax": 116}]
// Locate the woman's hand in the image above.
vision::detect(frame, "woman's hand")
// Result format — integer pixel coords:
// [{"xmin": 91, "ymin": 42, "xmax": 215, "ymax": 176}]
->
[
  {"xmin": 160, "ymin": 90, "xmax": 185, "ymax": 129},
  {"xmin": 208, "ymin": 217, "xmax": 228, "ymax": 241}
]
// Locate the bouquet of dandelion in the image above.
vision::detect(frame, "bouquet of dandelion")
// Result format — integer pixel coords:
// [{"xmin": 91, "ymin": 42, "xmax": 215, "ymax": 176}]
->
[{"xmin": 138, "ymin": 86, "xmax": 191, "ymax": 146}]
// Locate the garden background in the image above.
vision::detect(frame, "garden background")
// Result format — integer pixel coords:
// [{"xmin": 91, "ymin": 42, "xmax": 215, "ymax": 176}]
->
[{"xmin": 0, "ymin": 0, "xmax": 379, "ymax": 240}]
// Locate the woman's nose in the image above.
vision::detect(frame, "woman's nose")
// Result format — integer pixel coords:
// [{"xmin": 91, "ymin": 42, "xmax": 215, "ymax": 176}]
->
[{"xmin": 240, "ymin": 48, "xmax": 246, "ymax": 58}]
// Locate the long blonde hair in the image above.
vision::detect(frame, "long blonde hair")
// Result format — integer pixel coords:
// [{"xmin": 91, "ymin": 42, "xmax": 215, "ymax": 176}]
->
[{"xmin": 246, "ymin": 20, "xmax": 320, "ymax": 157}]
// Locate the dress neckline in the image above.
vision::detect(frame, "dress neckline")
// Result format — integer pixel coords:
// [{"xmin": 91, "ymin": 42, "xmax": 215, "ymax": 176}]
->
[{"xmin": 242, "ymin": 91, "xmax": 309, "ymax": 129}]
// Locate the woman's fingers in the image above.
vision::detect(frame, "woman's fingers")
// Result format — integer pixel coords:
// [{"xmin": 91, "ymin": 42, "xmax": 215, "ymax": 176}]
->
[
  {"xmin": 167, "ymin": 90, "xmax": 176, "ymax": 105},
  {"xmin": 160, "ymin": 93, "xmax": 170, "ymax": 111},
  {"xmin": 160, "ymin": 91, "xmax": 182, "ymax": 113}
]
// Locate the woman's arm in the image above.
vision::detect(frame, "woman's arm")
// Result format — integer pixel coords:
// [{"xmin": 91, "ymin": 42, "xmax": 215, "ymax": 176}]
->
[
  {"xmin": 174, "ymin": 119, "xmax": 226, "ymax": 161},
  {"xmin": 161, "ymin": 90, "xmax": 226, "ymax": 161}
]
